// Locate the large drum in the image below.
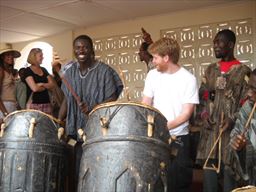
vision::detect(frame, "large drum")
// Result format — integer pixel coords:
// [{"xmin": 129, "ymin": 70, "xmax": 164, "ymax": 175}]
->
[
  {"xmin": 0, "ymin": 110, "xmax": 66, "ymax": 192},
  {"xmin": 78, "ymin": 102, "xmax": 171, "ymax": 192},
  {"xmin": 232, "ymin": 186, "xmax": 256, "ymax": 192}
]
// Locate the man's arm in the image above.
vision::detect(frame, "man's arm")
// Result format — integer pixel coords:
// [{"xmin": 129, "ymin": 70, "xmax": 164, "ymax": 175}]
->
[
  {"xmin": 58, "ymin": 97, "xmax": 67, "ymax": 121},
  {"xmin": 167, "ymin": 103, "xmax": 195, "ymax": 130}
]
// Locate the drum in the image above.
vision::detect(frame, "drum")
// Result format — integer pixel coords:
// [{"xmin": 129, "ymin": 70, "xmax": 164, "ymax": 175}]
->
[
  {"xmin": 78, "ymin": 102, "xmax": 171, "ymax": 192},
  {"xmin": 232, "ymin": 185, "xmax": 256, "ymax": 192},
  {"xmin": 0, "ymin": 110, "xmax": 66, "ymax": 192}
]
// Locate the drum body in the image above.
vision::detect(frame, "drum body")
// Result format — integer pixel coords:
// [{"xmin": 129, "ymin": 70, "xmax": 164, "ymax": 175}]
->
[
  {"xmin": 78, "ymin": 102, "xmax": 171, "ymax": 192},
  {"xmin": 0, "ymin": 110, "xmax": 66, "ymax": 192},
  {"xmin": 232, "ymin": 186, "xmax": 256, "ymax": 192}
]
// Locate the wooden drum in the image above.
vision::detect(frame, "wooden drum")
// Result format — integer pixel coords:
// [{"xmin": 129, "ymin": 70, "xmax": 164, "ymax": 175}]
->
[
  {"xmin": 78, "ymin": 102, "xmax": 171, "ymax": 192},
  {"xmin": 0, "ymin": 110, "xmax": 66, "ymax": 192}
]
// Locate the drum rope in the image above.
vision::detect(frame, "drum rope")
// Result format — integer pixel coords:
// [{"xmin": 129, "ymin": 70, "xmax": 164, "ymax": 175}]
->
[{"xmin": 103, "ymin": 105, "xmax": 124, "ymax": 127}]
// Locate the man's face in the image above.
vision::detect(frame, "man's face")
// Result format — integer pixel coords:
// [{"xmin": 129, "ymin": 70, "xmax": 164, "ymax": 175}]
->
[
  {"xmin": 152, "ymin": 53, "xmax": 168, "ymax": 72},
  {"xmin": 74, "ymin": 39, "xmax": 93, "ymax": 63},
  {"xmin": 2, "ymin": 52, "xmax": 15, "ymax": 66},
  {"xmin": 213, "ymin": 34, "xmax": 231, "ymax": 59},
  {"xmin": 247, "ymin": 74, "xmax": 256, "ymax": 103}
]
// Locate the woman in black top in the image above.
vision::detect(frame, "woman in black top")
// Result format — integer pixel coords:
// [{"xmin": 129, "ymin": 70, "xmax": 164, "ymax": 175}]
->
[{"xmin": 24, "ymin": 48, "xmax": 54, "ymax": 115}]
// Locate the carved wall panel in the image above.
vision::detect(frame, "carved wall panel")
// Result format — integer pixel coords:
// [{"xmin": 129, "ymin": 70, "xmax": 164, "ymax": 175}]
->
[
  {"xmin": 161, "ymin": 18, "xmax": 254, "ymax": 82},
  {"xmin": 94, "ymin": 18, "xmax": 254, "ymax": 101}
]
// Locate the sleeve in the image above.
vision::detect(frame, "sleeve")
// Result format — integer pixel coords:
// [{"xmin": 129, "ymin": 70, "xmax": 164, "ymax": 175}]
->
[
  {"xmin": 182, "ymin": 75, "xmax": 199, "ymax": 104},
  {"xmin": 230, "ymin": 103, "xmax": 248, "ymax": 138},
  {"xmin": 142, "ymin": 71, "xmax": 154, "ymax": 98},
  {"xmin": 23, "ymin": 68, "xmax": 33, "ymax": 80},
  {"xmin": 194, "ymin": 66, "xmax": 212, "ymax": 120},
  {"xmin": 103, "ymin": 66, "xmax": 123, "ymax": 100},
  {"xmin": 61, "ymin": 75, "xmax": 68, "ymax": 97}
]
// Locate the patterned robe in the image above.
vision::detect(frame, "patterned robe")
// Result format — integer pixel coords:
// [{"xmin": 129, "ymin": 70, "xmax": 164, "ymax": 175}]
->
[
  {"xmin": 61, "ymin": 60, "xmax": 123, "ymax": 139},
  {"xmin": 196, "ymin": 62, "xmax": 251, "ymax": 165},
  {"xmin": 226, "ymin": 101, "xmax": 256, "ymax": 185}
]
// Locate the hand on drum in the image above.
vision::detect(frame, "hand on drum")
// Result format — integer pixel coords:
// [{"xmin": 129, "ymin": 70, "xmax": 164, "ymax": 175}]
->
[{"xmin": 230, "ymin": 134, "xmax": 246, "ymax": 151}]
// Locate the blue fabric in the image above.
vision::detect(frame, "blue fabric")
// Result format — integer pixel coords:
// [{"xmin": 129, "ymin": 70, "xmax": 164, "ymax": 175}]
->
[{"xmin": 61, "ymin": 60, "xmax": 123, "ymax": 138}]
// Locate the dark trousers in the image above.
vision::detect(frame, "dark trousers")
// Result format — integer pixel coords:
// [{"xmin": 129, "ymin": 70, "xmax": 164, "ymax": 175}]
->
[
  {"xmin": 168, "ymin": 134, "xmax": 193, "ymax": 192},
  {"xmin": 203, "ymin": 159, "xmax": 237, "ymax": 192},
  {"xmin": 66, "ymin": 141, "xmax": 83, "ymax": 192}
]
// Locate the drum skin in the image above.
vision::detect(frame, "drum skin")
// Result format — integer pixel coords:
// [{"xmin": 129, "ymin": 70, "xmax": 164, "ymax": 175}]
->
[
  {"xmin": 78, "ymin": 102, "xmax": 171, "ymax": 192},
  {"xmin": 0, "ymin": 110, "xmax": 66, "ymax": 192}
]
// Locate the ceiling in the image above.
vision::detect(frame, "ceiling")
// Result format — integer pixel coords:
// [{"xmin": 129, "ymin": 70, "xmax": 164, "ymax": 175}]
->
[{"xmin": 0, "ymin": 0, "xmax": 242, "ymax": 44}]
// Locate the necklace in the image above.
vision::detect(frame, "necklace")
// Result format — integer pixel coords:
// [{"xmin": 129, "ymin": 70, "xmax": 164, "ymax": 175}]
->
[{"xmin": 77, "ymin": 62, "xmax": 98, "ymax": 79}]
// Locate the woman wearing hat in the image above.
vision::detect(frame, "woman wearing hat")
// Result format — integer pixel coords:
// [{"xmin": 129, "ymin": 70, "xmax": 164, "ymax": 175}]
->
[{"xmin": 0, "ymin": 49, "xmax": 21, "ymax": 119}]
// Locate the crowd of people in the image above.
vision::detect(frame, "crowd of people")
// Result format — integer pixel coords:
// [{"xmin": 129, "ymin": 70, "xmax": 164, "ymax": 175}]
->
[{"xmin": 0, "ymin": 28, "xmax": 255, "ymax": 192}]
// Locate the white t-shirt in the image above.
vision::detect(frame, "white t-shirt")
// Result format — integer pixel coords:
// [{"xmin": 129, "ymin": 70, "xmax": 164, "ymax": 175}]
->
[{"xmin": 143, "ymin": 67, "xmax": 199, "ymax": 136}]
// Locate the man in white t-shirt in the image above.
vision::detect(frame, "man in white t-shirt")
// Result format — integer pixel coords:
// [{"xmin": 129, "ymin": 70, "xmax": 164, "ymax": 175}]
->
[{"xmin": 142, "ymin": 37, "xmax": 199, "ymax": 192}]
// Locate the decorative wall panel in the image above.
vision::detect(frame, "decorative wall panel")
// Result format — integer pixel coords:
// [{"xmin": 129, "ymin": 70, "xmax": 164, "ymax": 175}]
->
[
  {"xmin": 94, "ymin": 34, "xmax": 146, "ymax": 101},
  {"xmin": 94, "ymin": 18, "xmax": 254, "ymax": 101},
  {"xmin": 161, "ymin": 18, "xmax": 254, "ymax": 82}
]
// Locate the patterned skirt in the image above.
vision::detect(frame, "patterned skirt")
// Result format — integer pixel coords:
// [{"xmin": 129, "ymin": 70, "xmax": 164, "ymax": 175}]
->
[{"xmin": 28, "ymin": 103, "xmax": 52, "ymax": 115}]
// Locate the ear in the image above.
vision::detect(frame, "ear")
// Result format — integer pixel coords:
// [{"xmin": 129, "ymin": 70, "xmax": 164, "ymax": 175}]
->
[
  {"xmin": 229, "ymin": 41, "xmax": 235, "ymax": 49},
  {"xmin": 163, "ymin": 55, "xmax": 169, "ymax": 62}
]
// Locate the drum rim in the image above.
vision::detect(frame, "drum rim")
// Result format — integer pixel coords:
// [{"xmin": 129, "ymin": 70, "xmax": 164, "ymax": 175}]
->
[
  {"xmin": 232, "ymin": 185, "xmax": 256, "ymax": 192},
  {"xmin": 3, "ymin": 109, "xmax": 64, "ymax": 125},
  {"xmin": 90, "ymin": 101, "xmax": 165, "ymax": 117}
]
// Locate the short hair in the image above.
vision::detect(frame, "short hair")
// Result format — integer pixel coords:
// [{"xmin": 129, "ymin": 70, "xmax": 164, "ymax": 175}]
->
[
  {"xmin": 73, "ymin": 35, "xmax": 95, "ymax": 57},
  {"xmin": 27, "ymin": 48, "xmax": 42, "ymax": 65},
  {"xmin": 73, "ymin": 35, "xmax": 93, "ymax": 48},
  {"xmin": 216, "ymin": 29, "xmax": 236, "ymax": 44},
  {"xmin": 148, "ymin": 37, "xmax": 180, "ymax": 64}
]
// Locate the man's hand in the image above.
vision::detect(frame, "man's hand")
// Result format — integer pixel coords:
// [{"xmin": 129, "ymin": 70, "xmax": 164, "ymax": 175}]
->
[
  {"xmin": 221, "ymin": 117, "xmax": 234, "ymax": 131},
  {"xmin": 79, "ymin": 102, "xmax": 89, "ymax": 115},
  {"xmin": 52, "ymin": 52, "xmax": 63, "ymax": 73},
  {"xmin": 141, "ymin": 27, "xmax": 153, "ymax": 44},
  {"xmin": 230, "ymin": 134, "xmax": 246, "ymax": 151}
]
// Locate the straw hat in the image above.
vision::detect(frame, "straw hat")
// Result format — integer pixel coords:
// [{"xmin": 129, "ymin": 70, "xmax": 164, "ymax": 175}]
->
[{"xmin": 0, "ymin": 48, "xmax": 21, "ymax": 58}]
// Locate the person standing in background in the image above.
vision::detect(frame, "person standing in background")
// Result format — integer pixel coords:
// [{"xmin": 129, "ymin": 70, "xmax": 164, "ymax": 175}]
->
[
  {"xmin": 196, "ymin": 29, "xmax": 251, "ymax": 192},
  {"xmin": 15, "ymin": 67, "xmax": 27, "ymax": 109},
  {"xmin": 0, "ymin": 49, "xmax": 21, "ymax": 120},
  {"xmin": 24, "ymin": 48, "xmax": 55, "ymax": 115},
  {"xmin": 138, "ymin": 28, "xmax": 154, "ymax": 72}
]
